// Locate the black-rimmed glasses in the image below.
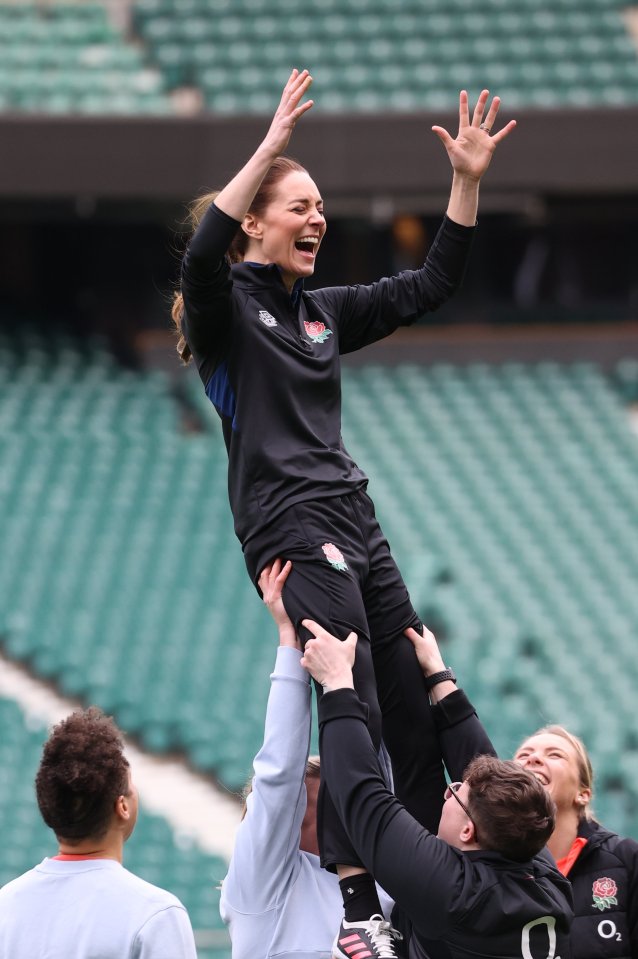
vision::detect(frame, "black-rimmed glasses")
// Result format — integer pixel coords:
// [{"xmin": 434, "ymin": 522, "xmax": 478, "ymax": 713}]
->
[{"xmin": 444, "ymin": 781, "xmax": 479, "ymax": 840}]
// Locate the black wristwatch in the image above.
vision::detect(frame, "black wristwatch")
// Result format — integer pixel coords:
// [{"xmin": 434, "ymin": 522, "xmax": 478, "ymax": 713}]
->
[{"xmin": 424, "ymin": 667, "xmax": 456, "ymax": 690}]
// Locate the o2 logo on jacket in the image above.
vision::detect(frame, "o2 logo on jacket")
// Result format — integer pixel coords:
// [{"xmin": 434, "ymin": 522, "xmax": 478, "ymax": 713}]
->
[
  {"xmin": 521, "ymin": 916, "xmax": 558, "ymax": 959},
  {"xmin": 592, "ymin": 877, "xmax": 619, "ymax": 911},
  {"xmin": 304, "ymin": 320, "xmax": 332, "ymax": 344},
  {"xmin": 597, "ymin": 919, "xmax": 622, "ymax": 942}
]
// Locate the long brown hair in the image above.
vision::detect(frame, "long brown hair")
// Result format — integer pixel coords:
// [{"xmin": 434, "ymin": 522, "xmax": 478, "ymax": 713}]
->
[{"xmin": 172, "ymin": 156, "xmax": 308, "ymax": 365}]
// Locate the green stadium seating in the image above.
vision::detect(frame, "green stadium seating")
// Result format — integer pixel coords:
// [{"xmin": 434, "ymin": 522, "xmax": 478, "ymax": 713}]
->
[
  {"xmin": 6, "ymin": 0, "xmax": 634, "ymax": 114},
  {"xmin": 340, "ymin": 359, "xmax": 638, "ymax": 835},
  {"xmin": 1, "ymin": 328, "xmax": 637, "ymax": 844},
  {"xmin": 0, "ymin": 2, "xmax": 172, "ymax": 114},
  {"xmin": 131, "ymin": 0, "xmax": 638, "ymax": 112},
  {"xmin": 0, "ymin": 328, "xmax": 275, "ymax": 792}
]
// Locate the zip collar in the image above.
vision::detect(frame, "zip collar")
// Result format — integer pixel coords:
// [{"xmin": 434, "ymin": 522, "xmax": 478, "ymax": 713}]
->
[
  {"xmin": 577, "ymin": 818, "xmax": 616, "ymax": 852},
  {"xmin": 236, "ymin": 261, "xmax": 305, "ymax": 306}
]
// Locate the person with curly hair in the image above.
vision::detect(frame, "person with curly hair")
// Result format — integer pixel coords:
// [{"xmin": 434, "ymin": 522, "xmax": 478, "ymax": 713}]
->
[{"xmin": 0, "ymin": 707, "xmax": 197, "ymax": 959}]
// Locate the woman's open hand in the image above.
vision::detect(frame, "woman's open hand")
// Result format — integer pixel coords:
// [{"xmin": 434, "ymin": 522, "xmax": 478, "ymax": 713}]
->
[
  {"xmin": 433, "ymin": 89, "xmax": 516, "ymax": 182},
  {"xmin": 261, "ymin": 68, "xmax": 314, "ymax": 160}
]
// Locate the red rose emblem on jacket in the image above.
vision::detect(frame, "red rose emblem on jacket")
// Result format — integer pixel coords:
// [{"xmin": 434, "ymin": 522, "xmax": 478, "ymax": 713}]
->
[
  {"xmin": 304, "ymin": 320, "xmax": 332, "ymax": 344},
  {"xmin": 593, "ymin": 878, "xmax": 617, "ymax": 899},
  {"xmin": 592, "ymin": 877, "xmax": 619, "ymax": 911}
]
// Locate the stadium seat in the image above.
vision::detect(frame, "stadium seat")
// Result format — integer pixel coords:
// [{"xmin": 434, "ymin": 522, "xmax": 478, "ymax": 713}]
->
[
  {"xmin": 0, "ymin": 1, "xmax": 173, "ymax": 114},
  {"xmin": 126, "ymin": 0, "xmax": 638, "ymax": 112},
  {"xmin": 1, "ymin": 330, "xmax": 638, "ymax": 855}
]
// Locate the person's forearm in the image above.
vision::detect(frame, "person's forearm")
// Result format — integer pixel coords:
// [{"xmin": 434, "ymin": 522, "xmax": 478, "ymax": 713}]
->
[
  {"xmin": 224, "ymin": 647, "xmax": 311, "ymax": 910},
  {"xmin": 412, "ymin": 642, "xmax": 457, "ymax": 704},
  {"xmin": 445, "ymin": 172, "xmax": 480, "ymax": 227},
  {"xmin": 214, "ymin": 143, "xmax": 278, "ymax": 222},
  {"xmin": 318, "ymin": 689, "xmax": 457, "ymax": 929},
  {"xmin": 428, "ymin": 675, "xmax": 457, "ymax": 704},
  {"xmin": 433, "ymin": 688, "xmax": 498, "ymax": 781},
  {"xmin": 277, "ymin": 621, "xmax": 298, "ymax": 649}
]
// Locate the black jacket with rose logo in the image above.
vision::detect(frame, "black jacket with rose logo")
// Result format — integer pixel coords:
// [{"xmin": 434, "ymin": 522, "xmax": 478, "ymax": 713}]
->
[
  {"xmin": 180, "ymin": 202, "xmax": 474, "ymax": 561},
  {"xmin": 318, "ymin": 688, "xmax": 574, "ymax": 959},
  {"xmin": 432, "ymin": 688, "xmax": 638, "ymax": 959},
  {"xmin": 566, "ymin": 818, "xmax": 638, "ymax": 959}
]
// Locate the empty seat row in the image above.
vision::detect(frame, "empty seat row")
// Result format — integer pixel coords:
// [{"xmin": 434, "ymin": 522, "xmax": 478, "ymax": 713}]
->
[{"xmin": 1, "ymin": 329, "xmax": 638, "ymax": 837}]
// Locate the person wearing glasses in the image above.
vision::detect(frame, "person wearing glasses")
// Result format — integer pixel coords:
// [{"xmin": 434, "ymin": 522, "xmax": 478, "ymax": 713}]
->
[
  {"xmin": 409, "ymin": 625, "xmax": 638, "ymax": 959},
  {"xmin": 300, "ymin": 619, "xmax": 573, "ymax": 959}
]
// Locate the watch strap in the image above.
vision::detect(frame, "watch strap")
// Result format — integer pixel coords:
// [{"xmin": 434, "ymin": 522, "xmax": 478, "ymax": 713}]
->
[{"xmin": 424, "ymin": 667, "xmax": 456, "ymax": 690}]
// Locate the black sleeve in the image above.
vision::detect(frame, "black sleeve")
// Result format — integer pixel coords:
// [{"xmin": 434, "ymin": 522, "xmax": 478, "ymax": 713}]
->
[
  {"xmin": 180, "ymin": 203, "xmax": 240, "ymax": 381},
  {"xmin": 310, "ymin": 216, "xmax": 475, "ymax": 355},
  {"xmin": 318, "ymin": 688, "xmax": 468, "ymax": 937},
  {"xmin": 616, "ymin": 836, "xmax": 638, "ymax": 955},
  {"xmin": 432, "ymin": 688, "xmax": 498, "ymax": 782}
]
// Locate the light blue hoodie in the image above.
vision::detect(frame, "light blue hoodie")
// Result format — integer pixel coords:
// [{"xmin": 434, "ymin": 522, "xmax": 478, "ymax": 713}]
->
[{"xmin": 220, "ymin": 646, "xmax": 393, "ymax": 959}]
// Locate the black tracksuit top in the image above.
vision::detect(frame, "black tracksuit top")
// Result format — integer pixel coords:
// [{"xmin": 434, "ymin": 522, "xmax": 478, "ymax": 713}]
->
[
  {"xmin": 318, "ymin": 688, "xmax": 574, "ymax": 959},
  {"xmin": 180, "ymin": 203, "xmax": 474, "ymax": 547},
  {"xmin": 433, "ymin": 689, "xmax": 638, "ymax": 959},
  {"xmin": 566, "ymin": 819, "xmax": 638, "ymax": 959}
]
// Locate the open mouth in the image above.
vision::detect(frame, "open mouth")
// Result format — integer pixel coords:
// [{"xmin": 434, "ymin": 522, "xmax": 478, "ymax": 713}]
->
[{"xmin": 295, "ymin": 236, "xmax": 319, "ymax": 256}]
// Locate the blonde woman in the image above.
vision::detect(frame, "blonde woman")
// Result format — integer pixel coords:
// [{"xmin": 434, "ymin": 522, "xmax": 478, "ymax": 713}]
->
[{"xmin": 514, "ymin": 726, "xmax": 638, "ymax": 959}]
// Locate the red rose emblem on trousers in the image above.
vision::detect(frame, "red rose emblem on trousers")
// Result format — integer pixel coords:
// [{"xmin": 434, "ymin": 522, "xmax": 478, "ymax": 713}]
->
[
  {"xmin": 322, "ymin": 542, "xmax": 348, "ymax": 570},
  {"xmin": 323, "ymin": 543, "xmax": 341, "ymax": 563},
  {"xmin": 593, "ymin": 878, "xmax": 617, "ymax": 900}
]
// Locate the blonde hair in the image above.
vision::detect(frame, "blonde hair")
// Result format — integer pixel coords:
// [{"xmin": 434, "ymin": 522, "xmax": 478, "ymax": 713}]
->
[
  {"xmin": 240, "ymin": 754, "xmax": 320, "ymax": 821},
  {"xmin": 172, "ymin": 156, "xmax": 308, "ymax": 365},
  {"xmin": 520, "ymin": 724, "xmax": 594, "ymax": 820}
]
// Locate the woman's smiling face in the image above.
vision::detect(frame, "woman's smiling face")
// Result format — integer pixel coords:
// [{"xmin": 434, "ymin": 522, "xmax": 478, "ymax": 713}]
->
[
  {"xmin": 514, "ymin": 732, "xmax": 590, "ymax": 813},
  {"xmin": 243, "ymin": 170, "xmax": 326, "ymax": 289}
]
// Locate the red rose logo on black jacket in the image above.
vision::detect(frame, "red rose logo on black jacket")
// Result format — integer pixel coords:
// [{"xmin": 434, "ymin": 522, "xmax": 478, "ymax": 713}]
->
[
  {"xmin": 592, "ymin": 877, "xmax": 619, "ymax": 911},
  {"xmin": 304, "ymin": 320, "xmax": 332, "ymax": 344}
]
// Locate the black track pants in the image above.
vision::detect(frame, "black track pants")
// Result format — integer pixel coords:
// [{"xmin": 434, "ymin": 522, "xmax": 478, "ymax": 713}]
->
[{"xmin": 246, "ymin": 490, "xmax": 447, "ymax": 869}]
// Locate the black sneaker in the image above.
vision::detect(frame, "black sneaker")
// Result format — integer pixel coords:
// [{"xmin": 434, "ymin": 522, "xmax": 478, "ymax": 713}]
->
[{"xmin": 332, "ymin": 914, "xmax": 403, "ymax": 959}]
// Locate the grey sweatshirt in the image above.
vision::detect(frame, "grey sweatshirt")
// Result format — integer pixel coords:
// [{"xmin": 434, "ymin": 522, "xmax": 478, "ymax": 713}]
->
[{"xmin": 0, "ymin": 857, "xmax": 197, "ymax": 958}]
